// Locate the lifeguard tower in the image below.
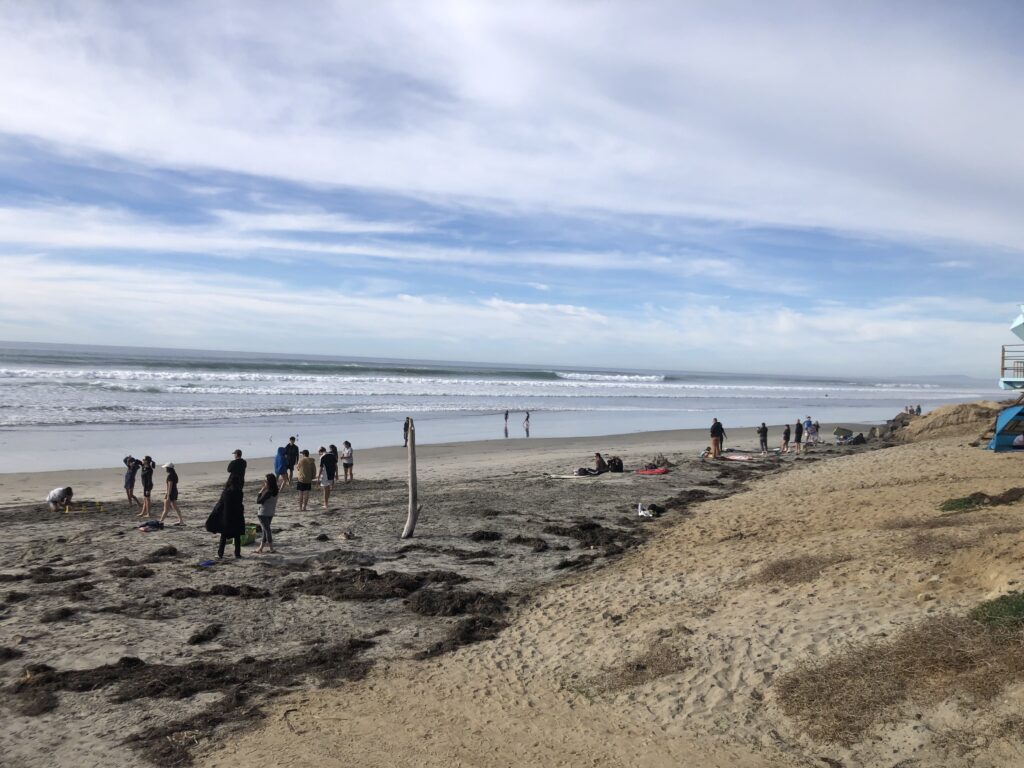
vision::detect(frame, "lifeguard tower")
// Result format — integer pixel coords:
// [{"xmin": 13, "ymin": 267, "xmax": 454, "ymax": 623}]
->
[{"xmin": 999, "ymin": 304, "xmax": 1024, "ymax": 390}]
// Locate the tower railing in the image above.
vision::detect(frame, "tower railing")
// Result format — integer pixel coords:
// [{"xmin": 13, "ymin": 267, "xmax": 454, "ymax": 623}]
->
[{"xmin": 1002, "ymin": 344, "xmax": 1024, "ymax": 380}]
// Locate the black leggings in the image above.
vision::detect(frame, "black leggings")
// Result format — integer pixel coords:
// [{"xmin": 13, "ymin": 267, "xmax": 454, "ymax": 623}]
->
[
  {"xmin": 218, "ymin": 534, "xmax": 241, "ymax": 558},
  {"xmin": 258, "ymin": 515, "xmax": 273, "ymax": 546}
]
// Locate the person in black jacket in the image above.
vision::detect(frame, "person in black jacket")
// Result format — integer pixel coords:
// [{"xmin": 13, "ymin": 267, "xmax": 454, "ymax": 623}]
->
[
  {"xmin": 227, "ymin": 449, "xmax": 247, "ymax": 482},
  {"xmin": 213, "ymin": 473, "xmax": 246, "ymax": 559},
  {"xmin": 756, "ymin": 423, "xmax": 769, "ymax": 456}
]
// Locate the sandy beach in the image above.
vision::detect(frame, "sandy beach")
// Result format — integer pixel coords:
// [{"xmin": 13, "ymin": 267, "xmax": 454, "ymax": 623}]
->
[{"xmin": 3, "ymin": 411, "xmax": 1022, "ymax": 767}]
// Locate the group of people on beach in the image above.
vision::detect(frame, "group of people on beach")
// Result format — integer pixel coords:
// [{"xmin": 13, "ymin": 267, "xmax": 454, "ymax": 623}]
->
[
  {"xmin": 123, "ymin": 454, "xmax": 183, "ymax": 525},
  {"xmin": 271, "ymin": 436, "xmax": 355, "ymax": 512},
  {"xmin": 709, "ymin": 416, "xmax": 821, "ymax": 458},
  {"xmin": 205, "ymin": 437, "xmax": 355, "ymax": 560}
]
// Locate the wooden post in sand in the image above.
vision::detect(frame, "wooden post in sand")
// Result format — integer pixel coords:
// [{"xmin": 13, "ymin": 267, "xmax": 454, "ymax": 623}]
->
[{"xmin": 401, "ymin": 417, "xmax": 421, "ymax": 539}]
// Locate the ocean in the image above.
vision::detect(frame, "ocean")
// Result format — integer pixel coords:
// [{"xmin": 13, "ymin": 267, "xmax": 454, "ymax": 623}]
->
[{"xmin": 0, "ymin": 341, "xmax": 1001, "ymax": 472}]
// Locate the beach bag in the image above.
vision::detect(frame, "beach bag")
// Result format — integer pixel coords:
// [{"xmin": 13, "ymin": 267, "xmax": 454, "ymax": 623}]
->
[
  {"xmin": 205, "ymin": 499, "xmax": 224, "ymax": 534},
  {"xmin": 607, "ymin": 456, "xmax": 624, "ymax": 473},
  {"xmin": 239, "ymin": 524, "xmax": 260, "ymax": 546}
]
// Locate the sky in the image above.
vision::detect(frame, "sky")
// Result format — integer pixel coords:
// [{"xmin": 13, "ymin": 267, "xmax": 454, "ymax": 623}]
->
[{"xmin": 0, "ymin": 1, "xmax": 1021, "ymax": 377}]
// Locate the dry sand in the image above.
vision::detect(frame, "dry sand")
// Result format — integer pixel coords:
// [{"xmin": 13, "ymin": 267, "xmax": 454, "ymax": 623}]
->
[{"xmin": 9, "ymin": 415, "xmax": 1024, "ymax": 767}]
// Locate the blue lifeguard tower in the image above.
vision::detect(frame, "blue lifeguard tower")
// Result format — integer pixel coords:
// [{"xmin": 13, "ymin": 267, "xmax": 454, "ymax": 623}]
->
[
  {"xmin": 999, "ymin": 304, "xmax": 1024, "ymax": 390},
  {"xmin": 990, "ymin": 305, "xmax": 1024, "ymax": 451}
]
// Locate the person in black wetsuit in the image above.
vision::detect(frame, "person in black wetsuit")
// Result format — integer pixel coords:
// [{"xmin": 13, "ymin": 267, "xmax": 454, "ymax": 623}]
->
[
  {"xmin": 756, "ymin": 423, "xmax": 769, "ymax": 455},
  {"xmin": 214, "ymin": 473, "xmax": 246, "ymax": 559},
  {"xmin": 285, "ymin": 437, "xmax": 299, "ymax": 484}
]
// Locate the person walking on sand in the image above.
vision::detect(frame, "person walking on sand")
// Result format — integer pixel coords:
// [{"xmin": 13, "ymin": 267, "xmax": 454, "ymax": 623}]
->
[
  {"xmin": 709, "ymin": 418, "xmax": 726, "ymax": 458},
  {"xmin": 793, "ymin": 419, "xmax": 804, "ymax": 454},
  {"xmin": 210, "ymin": 473, "xmax": 245, "ymax": 559},
  {"xmin": 295, "ymin": 449, "xmax": 316, "ymax": 511},
  {"xmin": 159, "ymin": 463, "xmax": 184, "ymax": 525},
  {"xmin": 139, "ymin": 456, "xmax": 156, "ymax": 518},
  {"xmin": 318, "ymin": 446, "xmax": 337, "ymax": 509},
  {"xmin": 341, "ymin": 440, "xmax": 354, "ymax": 483},
  {"xmin": 782, "ymin": 423, "xmax": 791, "ymax": 453},
  {"xmin": 756, "ymin": 423, "xmax": 769, "ymax": 456},
  {"xmin": 284, "ymin": 436, "xmax": 299, "ymax": 485},
  {"xmin": 255, "ymin": 473, "xmax": 278, "ymax": 554},
  {"xmin": 123, "ymin": 455, "xmax": 143, "ymax": 511}
]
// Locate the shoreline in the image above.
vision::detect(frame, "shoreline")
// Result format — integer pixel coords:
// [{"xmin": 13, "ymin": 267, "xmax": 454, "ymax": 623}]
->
[{"xmin": 1, "ymin": 422, "xmax": 873, "ymax": 507}]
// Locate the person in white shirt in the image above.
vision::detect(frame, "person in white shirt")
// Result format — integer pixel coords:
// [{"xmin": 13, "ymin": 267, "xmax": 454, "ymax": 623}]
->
[
  {"xmin": 341, "ymin": 440, "xmax": 354, "ymax": 483},
  {"xmin": 47, "ymin": 486, "xmax": 73, "ymax": 512}
]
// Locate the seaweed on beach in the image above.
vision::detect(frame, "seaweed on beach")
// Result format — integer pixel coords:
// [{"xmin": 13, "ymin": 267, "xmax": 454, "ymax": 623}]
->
[
  {"xmin": 162, "ymin": 585, "xmax": 270, "ymax": 600},
  {"xmin": 55, "ymin": 581, "xmax": 96, "ymax": 600},
  {"xmin": 40, "ymin": 606, "xmax": 77, "ymax": 623},
  {"xmin": 143, "ymin": 546, "xmax": 180, "ymax": 562},
  {"xmin": 278, "ymin": 568, "xmax": 467, "ymax": 602},
  {"xmin": 187, "ymin": 623, "xmax": 224, "ymax": 645},
  {"xmin": 467, "ymin": 530, "xmax": 502, "ymax": 542},
  {"xmin": 554, "ymin": 554, "xmax": 599, "ymax": 571},
  {"xmin": 28, "ymin": 567, "xmax": 91, "ymax": 584},
  {"xmin": 406, "ymin": 588, "xmax": 507, "ymax": 617},
  {"xmin": 939, "ymin": 488, "xmax": 1024, "ymax": 513},
  {"xmin": 542, "ymin": 519, "xmax": 640, "ymax": 551},
  {"xmin": 417, "ymin": 615, "xmax": 508, "ymax": 658},
  {"xmin": 111, "ymin": 566, "xmax": 156, "ymax": 579},
  {"xmin": 0, "ymin": 646, "xmax": 25, "ymax": 663},
  {"xmin": 661, "ymin": 488, "xmax": 714, "ymax": 510},
  {"xmin": 4, "ymin": 590, "xmax": 30, "ymax": 603},
  {"xmin": 397, "ymin": 544, "xmax": 497, "ymax": 560},
  {"xmin": 10, "ymin": 638, "xmax": 377, "ymax": 765},
  {"xmin": 94, "ymin": 601, "xmax": 180, "ymax": 621},
  {"xmin": 508, "ymin": 535, "xmax": 550, "ymax": 552}
]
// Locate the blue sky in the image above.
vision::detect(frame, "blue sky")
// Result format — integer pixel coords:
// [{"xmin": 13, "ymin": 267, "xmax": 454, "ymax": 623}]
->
[{"xmin": 0, "ymin": 1, "xmax": 1021, "ymax": 377}]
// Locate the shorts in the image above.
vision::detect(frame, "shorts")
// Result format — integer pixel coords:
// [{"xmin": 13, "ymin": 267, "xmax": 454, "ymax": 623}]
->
[
  {"xmin": 125, "ymin": 482, "xmax": 135, "ymax": 491},
  {"xmin": 143, "ymin": 487, "xmax": 153, "ymax": 498},
  {"xmin": 296, "ymin": 482, "xmax": 311, "ymax": 491},
  {"xmin": 168, "ymin": 490, "xmax": 178, "ymax": 502},
  {"xmin": 343, "ymin": 462, "xmax": 353, "ymax": 469},
  {"xmin": 320, "ymin": 477, "xmax": 335, "ymax": 488},
  {"xmin": 794, "ymin": 436, "xmax": 802, "ymax": 444}
]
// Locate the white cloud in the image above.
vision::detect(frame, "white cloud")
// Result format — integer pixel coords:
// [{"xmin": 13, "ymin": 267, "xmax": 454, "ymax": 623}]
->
[
  {"xmin": 0, "ymin": 254, "xmax": 1006, "ymax": 377},
  {"xmin": 0, "ymin": 2, "xmax": 1021, "ymax": 253}
]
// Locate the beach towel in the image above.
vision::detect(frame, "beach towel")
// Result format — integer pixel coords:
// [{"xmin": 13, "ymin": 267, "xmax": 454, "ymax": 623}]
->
[
  {"xmin": 722, "ymin": 454, "xmax": 757, "ymax": 461},
  {"xmin": 636, "ymin": 468, "xmax": 669, "ymax": 475}
]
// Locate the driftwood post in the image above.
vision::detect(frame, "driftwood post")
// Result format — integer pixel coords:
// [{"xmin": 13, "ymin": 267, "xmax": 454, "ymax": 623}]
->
[{"xmin": 401, "ymin": 417, "xmax": 421, "ymax": 538}]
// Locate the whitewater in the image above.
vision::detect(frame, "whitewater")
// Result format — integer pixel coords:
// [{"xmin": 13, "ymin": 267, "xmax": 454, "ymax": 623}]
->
[{"xmin": 0, "ymin": 341, "xmax": 1000, "ymax": 471}]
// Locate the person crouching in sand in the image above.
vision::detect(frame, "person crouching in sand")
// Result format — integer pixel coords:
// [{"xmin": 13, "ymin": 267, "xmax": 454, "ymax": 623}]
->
[
  {"xmin": 159, "ymin": 462, "xmax": 184, "ymax": 526},
  {"xmin": 47, "ymin": 486, "xmax": 73, "ymax": 512},
  {"xmin": 255, "ymin": 473, "xmax": 278, "ymax": 554}
]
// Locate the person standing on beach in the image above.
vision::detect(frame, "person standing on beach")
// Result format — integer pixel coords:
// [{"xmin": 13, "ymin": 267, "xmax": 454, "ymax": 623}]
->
[
  {"xmin": 341, "ymin": 440, "xmax": 354, "ymax": 483},
  {"xmin": 295, "ymin": 449, "xmax": 316, "ymax": 511},
  {"xmin": 255, "ymin": 473, "xmax": 278, "ymax": 554},
  {"xmin": 782, "ymin": 424, "xmax": 791, "ymax": 453},
  {"xmin": 212, "ymin": 473, "xmax": 245, "ymax": 559},
  {"xmin": 318, "ymin": 446, "xmax": 337, "ymax": 509},
  {"xmin": 159, "ymin": 463, "xmax": 184, "ymax": 525},
  {"xmin": 756, "ymin": 423, "xmax": 769, "ymax": 456},
  {"xmin": 227, "ymin": 449, "xmax": 247, "ymax": 482},
  {"xmin": 285, "ymin": 437, "xmax": 299, "ymax": 484},
  {"xmin": 794, "ymin": 419, "xmax": 804, "ymax": 454},
  {"xmin": 274, "ymin": 446, "xmax": 289, "ymax": 489},
  {"xmin": 123, "ymin": 455, "xmax": 143, "ymax": 511},
  {"xmin": 709, "ymin": 418, "xmax": 726, "ymax": 458},
  {"xmin": 504, "ymin": 410, "xmax": 509, "ymax": 426},
  {"xmin": 403, "ymin": 419, "xmax": 409, "ymax": 448},
  {"xmin": 139, "ymin": 456, "xmax": 156, "ymax": 518}
]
